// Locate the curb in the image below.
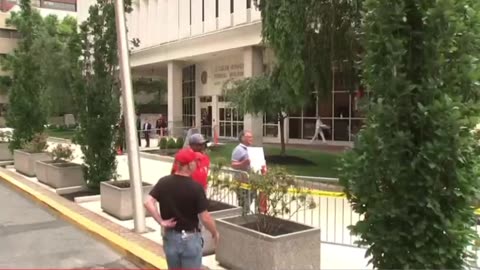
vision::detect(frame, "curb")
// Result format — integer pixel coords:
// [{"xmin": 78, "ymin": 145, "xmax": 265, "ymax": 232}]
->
[{"xmin": 0, "ymin": 169, "xmax": 169, "ymax": 270}]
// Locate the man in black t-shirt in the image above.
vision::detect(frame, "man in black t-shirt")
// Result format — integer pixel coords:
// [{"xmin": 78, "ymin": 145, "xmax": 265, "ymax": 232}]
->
[{"xmin": 144, "ymin": 148, "xmax": 219, "ymax": 269}]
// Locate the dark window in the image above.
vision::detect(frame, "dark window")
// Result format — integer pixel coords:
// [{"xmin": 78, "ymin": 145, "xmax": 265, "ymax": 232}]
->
[
  {"xmin": 230, "ymin": 0, "xmax": 234, "ymax": 13},
  {"xmin": 182, "ymin": 65, "xmax": 196, "ymax": 128},
  {"xmin": 215, "ymin": 0, "xmax": 218, "ymax": 18},
  {"xmin": 247, "ymin": 0, "xmax": 252, "ymax": 9},
  {"xmin": 0, "ymin": 29, "xmax": 20, "ymax": 39}
]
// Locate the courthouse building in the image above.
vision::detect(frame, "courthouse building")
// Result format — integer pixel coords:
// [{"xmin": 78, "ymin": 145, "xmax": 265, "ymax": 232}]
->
[{"xmin": 78, "ymin": 0, "xmax": 365, "ymax": 146}]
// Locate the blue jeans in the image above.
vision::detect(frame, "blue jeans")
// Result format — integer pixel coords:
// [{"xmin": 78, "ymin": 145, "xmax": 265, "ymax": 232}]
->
[{"xmin": 162, "ymin": 229, "xmax": 203, "ymax": 269}]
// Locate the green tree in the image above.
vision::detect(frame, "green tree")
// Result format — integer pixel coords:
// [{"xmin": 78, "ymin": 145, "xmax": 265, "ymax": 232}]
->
[
  {"xmin": 256, "ymin": 0, "xmax": 361, "ymax": 106},
  {"xmin": 34, "ymin": 15, "xmax": 79, "ymax": 117},
  {"xmin": 339, "ymin": 0, "xmax": 480, "ymax": 268},
  {"xmin": 2, "ymin": 0, "xmax": 47, "ymax": 151},
  {"xmin": 74, "ymin": 0, "xmax": 132, "ymax": 190},
  {"xmin": 224, "ymin": 68, "xmax": 294, "ymax": 155}
]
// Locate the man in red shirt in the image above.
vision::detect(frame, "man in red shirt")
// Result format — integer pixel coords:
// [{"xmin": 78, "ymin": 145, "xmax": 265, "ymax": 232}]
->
[{"xmin": 171, "ymin": 133, "xmax": 210, "ymax": 190}]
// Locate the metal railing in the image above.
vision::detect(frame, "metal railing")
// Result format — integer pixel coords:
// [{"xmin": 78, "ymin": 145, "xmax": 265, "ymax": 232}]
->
[
  {"xmin": 208, "ymin": 167, "xmax": 480, "ymax": 268},
  {"xmin": 207, "ymin": 167, "xmax": 362, "ymax": 247}
]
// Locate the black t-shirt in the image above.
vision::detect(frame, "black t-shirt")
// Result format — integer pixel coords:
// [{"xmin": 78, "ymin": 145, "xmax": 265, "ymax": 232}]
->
[{"xmin": 149, "ymin": 174, "xmax": 208, "ymax": 232}]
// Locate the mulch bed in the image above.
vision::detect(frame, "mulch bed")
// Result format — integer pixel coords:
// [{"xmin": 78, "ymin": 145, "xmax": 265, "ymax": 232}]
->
[{"xmin": 60, "ymin": 189, "xmax": 99, "ymax": 202}]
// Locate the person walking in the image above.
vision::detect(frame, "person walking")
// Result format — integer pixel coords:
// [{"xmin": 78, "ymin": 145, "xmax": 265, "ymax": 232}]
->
[
  {"xmin": 231, "ymin": 130, "xmax": 255, "ymax": 215},
  {"xmin": 144, "ymin": 148, "xmax": 219, "ymax": 269},
  {"xmin": 311, "ymin": 117, "xmax": 330, "ymax": 143},
  {"xmin": 171, "ymin": 133, "xmax": 210, "ymax": 191}
]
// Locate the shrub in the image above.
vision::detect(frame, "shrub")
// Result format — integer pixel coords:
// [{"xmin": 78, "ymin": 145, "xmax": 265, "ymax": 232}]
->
[
  {"xmin": 22, "ymin": 133, "xmax": 48, "ymax": 153},
  {"xmin": 50, "ymin": 144, "xmax": 73, "ymax": 162},
  {"xmin": 176, "ymin": 137, "xmax": 184, "ymax": 149},
  {"xmin": 166, "ymin": 138, "xmax": 177, "ymax": 149},
  {"xmin": 158, "ymin": 137, "xmax": 167, "ymax": 149},
  {"xmin": 0, "ymin": 130, "xmax": 12, "ymax": 143}
]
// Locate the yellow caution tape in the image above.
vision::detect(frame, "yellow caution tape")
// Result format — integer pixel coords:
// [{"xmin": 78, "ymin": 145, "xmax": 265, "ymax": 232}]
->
[{"xmin": 235, "ymin": 181, "xmax": 480, "ymax": 215}]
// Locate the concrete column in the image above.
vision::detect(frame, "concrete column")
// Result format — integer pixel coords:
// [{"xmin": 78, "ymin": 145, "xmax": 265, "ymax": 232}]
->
[
  {"xmin": 168, "ymin": 61, "xmax": 183, "ymax": 137},
  {"xmin": 243, "ymin": 46, "xmax": 264, "ymax": 146}
]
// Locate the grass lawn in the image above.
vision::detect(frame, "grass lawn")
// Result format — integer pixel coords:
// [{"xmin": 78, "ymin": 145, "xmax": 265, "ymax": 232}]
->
[
  {"xmin": 207, "ymin": 143, "xmax": 341, "ymax": 178},
  {"xmin": 45, "ymin": 129, "xmax": 76, "ymax": 140}
]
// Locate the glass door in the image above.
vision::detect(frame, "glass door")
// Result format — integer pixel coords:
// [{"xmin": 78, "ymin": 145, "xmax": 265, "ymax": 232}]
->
[{"xmin": 218, "ymin": 105, "xmax": 243, "ymax": 139}]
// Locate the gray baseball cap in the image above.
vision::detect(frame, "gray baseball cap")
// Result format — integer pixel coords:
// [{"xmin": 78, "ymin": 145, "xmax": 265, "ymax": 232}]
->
[{"xmin": 189, "ymin": 133, "xmax": 208, "ymax": 145}]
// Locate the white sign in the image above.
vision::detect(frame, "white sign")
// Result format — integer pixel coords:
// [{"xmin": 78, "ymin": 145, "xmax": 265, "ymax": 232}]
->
[{"xmin": 247, "ymin": 147, "xmax": 266, "ymax": 174}]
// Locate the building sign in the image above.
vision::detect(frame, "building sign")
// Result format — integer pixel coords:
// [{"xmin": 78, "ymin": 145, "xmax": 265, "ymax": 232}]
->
[{"xmin": 213, "ymin": 63, "xmax": 244, "ymax": 86}]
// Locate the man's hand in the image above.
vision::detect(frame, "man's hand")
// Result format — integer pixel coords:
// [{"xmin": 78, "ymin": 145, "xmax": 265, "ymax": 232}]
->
[{"xmin": 160, "ymin": 218, "xmax": 177, "ymax": 228}]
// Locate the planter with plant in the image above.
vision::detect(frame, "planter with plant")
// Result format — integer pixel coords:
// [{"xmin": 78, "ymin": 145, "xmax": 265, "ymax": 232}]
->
[
  {"xmin": 36, "ymin": 144, "xmax": 84, "ymax": 189},
  {"xmin": 0, "ymin": 130, "xmax": 13, "ymax": 161},
  {"xmin": 14, "ymin": 133, "xmax": 51, "ymax": 177},
  {"xmin": 215, "ymin": 167, "xmax": 320, "ymax": 270},
  {"xmin": 100, "ymin": 180, "xmax": 153, "ymax": 220},
  {"xmin": 201, "ymin": 158, "xmax": 242, "ymax": 255}
]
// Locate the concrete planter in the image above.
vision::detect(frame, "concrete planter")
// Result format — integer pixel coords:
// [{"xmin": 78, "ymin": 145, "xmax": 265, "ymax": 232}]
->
[
  {"xmin": 0, "ymin": 142, "xmax": 12, "ymax": 161},
  {"xmin": 216, "ymin": 215, "xmax": 320, "ymax": 270},
  {"xmin": 202, "ymin": 200, "xmax": 242, "ymax": 256},
  {"xmin": 14, "ymin": 150, "xmax": 51, "ymax": 177},
  {"xmin": 100, "ymin": 181, "xmax": 153, "ymax": 220},
  {"xmin": 36, "ymin": 160, "xmax": 84, "ymax": 189}
]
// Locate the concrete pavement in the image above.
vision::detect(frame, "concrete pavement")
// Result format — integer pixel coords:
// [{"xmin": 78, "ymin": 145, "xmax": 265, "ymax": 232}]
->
[{"xmin": 0, "ymin": 180, "xmax": 137, "ymax": 268}]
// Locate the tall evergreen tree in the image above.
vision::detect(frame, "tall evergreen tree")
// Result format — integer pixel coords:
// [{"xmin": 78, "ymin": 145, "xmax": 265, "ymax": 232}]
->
[
  {"xmin": 3, "ymin": 0, "xmax": 46, "ymax": 150},
  {"xmin": 74, "ymin": 0, "xmax": 132, "ymax": 190},
  {"xmin": 340, "ymin": 1, "xmax": 480, "ymax": 268}
]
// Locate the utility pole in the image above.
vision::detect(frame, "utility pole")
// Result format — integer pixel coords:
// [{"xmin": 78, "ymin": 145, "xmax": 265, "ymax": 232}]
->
[{"xmin": 113, "ymin": 0, "xmax": 146, "ymax": 233}]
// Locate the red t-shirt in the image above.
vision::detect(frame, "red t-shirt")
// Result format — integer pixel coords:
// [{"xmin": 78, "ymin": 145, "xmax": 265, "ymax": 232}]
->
[{"xmin": 171, "ymin": 152, "xmax": 210, "ymax": 190}]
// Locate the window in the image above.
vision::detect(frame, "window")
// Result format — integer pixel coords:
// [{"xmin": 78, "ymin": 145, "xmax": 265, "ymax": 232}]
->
[
  {"xmin": 230, "ymin": 0, "xmax": 234, "ymax": 13},
  {"xmin": 263, "ymin": 114, "xmax": 278, "ymax": 138},
  {"xmin": 247, "ymin": 0, "xmax": 252, "ymax": 9},
  {"xmin": 0, "ymin": 29, "xmax": 20, "ymax": 39},
  {"xmin": 284, "ymin": 65, "xmax": 367, "ymax": 142},
  {"xmin": 182, "ymin": 65, "xmax": 196, "ymax": 128},
  {"xmin": 215, "ymin": 0, "xmax": 219, "ymax": 18},
  {"xmin": 41, "ymin": 0, "xmax": 76, "ymax": 12}
]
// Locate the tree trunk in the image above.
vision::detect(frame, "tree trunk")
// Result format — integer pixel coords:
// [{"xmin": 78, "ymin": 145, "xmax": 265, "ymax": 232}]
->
[{"xmin": 279, "ymin": 115, "xmax": 286, "ymax": 156}]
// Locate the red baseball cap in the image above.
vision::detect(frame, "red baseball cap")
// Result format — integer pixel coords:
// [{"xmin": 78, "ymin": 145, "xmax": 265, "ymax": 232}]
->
[{"xmin": 174, "ymin": 148, "xmax": 197, "ymax": 165}]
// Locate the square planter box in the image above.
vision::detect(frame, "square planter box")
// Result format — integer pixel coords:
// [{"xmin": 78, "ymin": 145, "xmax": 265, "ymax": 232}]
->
[
  {"xmin": 14, "ymin": 150, "xmax": 51, "ymax": 177},
  {"xmin": 216, "ymin": 214, "xmax": 320, "ymax": 270},
  {"xmin": 100, "ymin": 180, "xmax": 153, "ymax": 220},
  {"xmin": 0, "ymin": 143, "xmax": 12, "ymax": 161},
  {"xmin": 201, "ymin": 200, "xmax": 242, "ymax": 256},
  {"xmin": 36, "ymin": 160, "xmax": 85, "ymax": 189}
]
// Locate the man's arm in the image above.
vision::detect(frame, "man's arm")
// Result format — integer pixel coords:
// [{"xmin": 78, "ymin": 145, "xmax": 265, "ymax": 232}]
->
[
  {"xmin": 231, "ymin": 148, "xmax": 250, "ymax": 170},
  {"xmin": 144, "ymin": 195, "xmax": 176, "ymax": 228},
  {"xmin": 231, "ymin": 159, "xmax": 250, "ymax": 170},
  {"xmin": 199, "ymin": 210, "xmax": 219, "ymax": 243}
]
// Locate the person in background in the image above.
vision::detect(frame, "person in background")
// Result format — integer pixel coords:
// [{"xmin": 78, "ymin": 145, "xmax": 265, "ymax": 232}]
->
[
  {"xmin": 171, "ymin": 133, "xmax": 210, "ymax": 191},
  {"xmin": 156, "ymin": 114, "xmax": 167, "ymax": 137},
  {"xmin": 143, "ymin": 121, "xmax": 152, "ymax": 147},
  {"xmin": 144, "ymin": 148, "xmax": 219, "ymax": 269},
  {"xmin": 231, "ymin": 130, "xmax": 255, "ymax": 215},
  {"xmin": 136, "ymin": 113, "xmax": 141, "ymax": 146}
]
